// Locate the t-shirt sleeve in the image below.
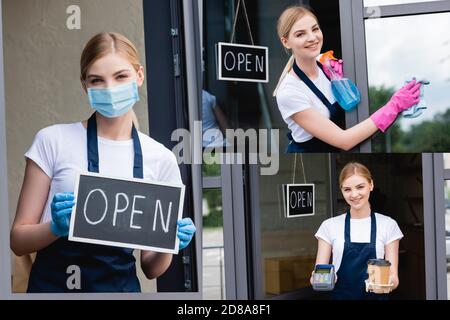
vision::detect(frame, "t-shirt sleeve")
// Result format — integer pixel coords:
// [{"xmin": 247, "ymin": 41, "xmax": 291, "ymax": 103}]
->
[
  {"xmin": 24, "ymin": 126, "xmax": 58, "ymax": 178},
  {"xmin": 276, "ymin": 84, "xmax": 313, "ymax": 120},
  {"xmin": 315, "ymin": 220, "xmax": 332, "ymax": 245},
  {"xmin": 385, "ymin": 217, "xmax": 404, "ymax": 244},
  {"xmin": 158, "ymin": 150, "xmax": 183, "ymax": 185},
  {"xmin": 203, "ymin": 90, "xmax": 217, "ymax": 111}
]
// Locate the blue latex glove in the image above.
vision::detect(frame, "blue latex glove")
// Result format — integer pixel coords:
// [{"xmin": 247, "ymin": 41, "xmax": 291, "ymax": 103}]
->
[
  {"xmin": 50, "ymin": 192, "xmax": 75, "ymax": 237},
  {"xmin": 177, "ymin": 218, "xmax": 196, "ymax": 250}
]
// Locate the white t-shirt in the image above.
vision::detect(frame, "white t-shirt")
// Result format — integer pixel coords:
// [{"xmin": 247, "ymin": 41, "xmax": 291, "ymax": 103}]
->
[
  {"xmin": 25, "ymin": 122, "xmax": 182, "ymax": 224},
  {"xmin": 276, "ymin": 66, "xmax": 336, "ymax": 143},
  {"xmin": 315, "ymin": 212, "xmax": 403, "ymax": 272}
]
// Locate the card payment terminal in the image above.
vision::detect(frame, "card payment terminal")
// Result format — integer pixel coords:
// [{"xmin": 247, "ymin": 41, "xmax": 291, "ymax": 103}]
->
[{"xmin": 312, "ymin": 264, "xmax": 335, "ymax": 291}]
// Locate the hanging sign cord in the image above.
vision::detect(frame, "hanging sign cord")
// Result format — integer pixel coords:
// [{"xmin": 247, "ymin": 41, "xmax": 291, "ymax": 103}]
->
[
  {"xmin": 292, "ymin": 153, "xmax": 307, "ymax": 185},
  {"xmin": 292, "ymin": 153, "xmax": 297, "ymax": 184},
  {"xmin": 300, "ymin": 154, "xmax": 307, "ymax": 184},
  {"xmin": 229, "ymin": 0, "xmax": 255, "ymax": 45}
]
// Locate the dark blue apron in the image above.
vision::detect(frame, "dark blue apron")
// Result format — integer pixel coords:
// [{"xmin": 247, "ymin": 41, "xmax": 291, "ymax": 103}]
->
[
  {"xmin": 331, "ymin": 211, "xmax": 388, "ymax": 300},
  {"xmin": 27, "ymin": 113, "xmax": 143, "ymax": 293},
  {"xmin": 286, "ymin": 60, "xmax": 344, "ymax": 153}
]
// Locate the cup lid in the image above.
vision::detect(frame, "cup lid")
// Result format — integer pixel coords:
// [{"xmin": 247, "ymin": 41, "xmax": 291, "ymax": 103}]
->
[{"xmin": 367, "ymin": 259, "xmax": 391, "ymax": 266}]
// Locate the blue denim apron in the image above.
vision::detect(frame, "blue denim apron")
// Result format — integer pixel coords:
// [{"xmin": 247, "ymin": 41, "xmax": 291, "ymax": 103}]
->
[
  {"xmin": 331, "ymin": 211, "xmax": 388, "ymax": 300},
  {"xmin": 286, "ymin": 61, "xmax": 344, "ymax": 153},
  {"xmin": 27, "ymin": 113, "xmax": 143, "ymax": 293}
]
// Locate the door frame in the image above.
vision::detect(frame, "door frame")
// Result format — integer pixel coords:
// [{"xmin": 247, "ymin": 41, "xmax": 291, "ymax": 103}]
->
[{"xmin": 340, "ymin": 0, "xmax": 450, "ymax": 152}]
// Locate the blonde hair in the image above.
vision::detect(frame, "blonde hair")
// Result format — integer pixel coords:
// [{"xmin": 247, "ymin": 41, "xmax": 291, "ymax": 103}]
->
[
  {"xmin": 80, "ymin": 32, "xmax": 141, "ymax": 129},
  {"xmin": 273, "ymin": 6, "xmax": 318, "ymax": 97},
  {"xmin": 339, "ymin": 162, "xmax": 373, "ymax": 188}
]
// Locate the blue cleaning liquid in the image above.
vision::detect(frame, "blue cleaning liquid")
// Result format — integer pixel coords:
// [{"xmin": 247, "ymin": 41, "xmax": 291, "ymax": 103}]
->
[{"xmin": 331, "ymin": 78, "xmax": 361, "ymax": 111}]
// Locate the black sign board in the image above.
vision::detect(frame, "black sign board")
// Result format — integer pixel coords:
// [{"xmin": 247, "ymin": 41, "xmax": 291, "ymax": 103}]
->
[
  {"xmin": 69, "ymin": 172, "xmax": 185, "ymax": 254},
  {"xmin": 217, "ymin": 42, "xmax": 269, "ymax": 83},
  {"xmin": 284, "ymin": 184, "xmax": 315, "ymax": 218}
]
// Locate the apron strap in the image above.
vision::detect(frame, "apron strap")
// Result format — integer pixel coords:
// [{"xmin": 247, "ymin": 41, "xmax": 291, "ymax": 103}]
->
[
  {"xmin": 131, "ymin": 125, "xmax": 143, "ymax": 179},
  {"xmin": 344, "ymin": 211, "xmax": 351, "ymax": 243},
  {"xmin": 344, "ymin": 210, "xmax": 377, "ymax": 245},
  {"xmin": 292, "ymin": 59, "xmax": 333, "ymax": 109},
  {"xmin": 370, "ymin": 211, "xmax": 376, "ymax": 245},
  {"xmin": 87, "ymin": 113, "xmax": 100, "ymax": 173},
  {"xmin": 87, "ymin": 113, "xmax": 143, "ymax": 178}
]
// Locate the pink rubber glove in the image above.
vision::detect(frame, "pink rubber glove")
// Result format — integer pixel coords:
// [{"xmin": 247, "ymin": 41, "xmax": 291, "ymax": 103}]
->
[
  {"xmin": 370, "ymin": 80, "xmax": 422, "ymax": 132},
  {"xmin": 322, "ymin": 59, "xmax": 344, "ymax": 79}
]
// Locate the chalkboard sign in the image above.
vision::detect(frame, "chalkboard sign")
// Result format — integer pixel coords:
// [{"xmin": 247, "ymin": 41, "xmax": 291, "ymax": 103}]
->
[
  {"xmin": 217, "ymin": 42, "xmax": 269, "ymax": 83},
  {"xmin": 69, "ymin": 172, "xmax": 185, "ymax": 254},
  {"xmin": 284, "ymin": 184, "xmax": 315, "ymax": 218}
]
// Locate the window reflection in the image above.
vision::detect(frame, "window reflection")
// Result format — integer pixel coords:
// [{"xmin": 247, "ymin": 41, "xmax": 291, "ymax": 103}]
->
[
  {"xmin": 365, "ymin": 12, "xmax": 450, "ymax": 152},
  {"xmin": 259, "ymin": 154, "xmax": 331, "ymax": 297},
  {"xmin": 444, "ymin": 181, "xmax": 450, "ymax": 299},
  {"xmin": 444, "ymin": 154, "xmax": 450, "ymax": 169},
  {"xmin": 202, "ymin": 189, "xmax": 226, "ymax": 299}
]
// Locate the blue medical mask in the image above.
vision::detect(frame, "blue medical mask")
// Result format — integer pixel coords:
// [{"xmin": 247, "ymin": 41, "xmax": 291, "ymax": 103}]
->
[{"xmin": 87, "ymin": 81, "xmax": 140, "ymax": 118}]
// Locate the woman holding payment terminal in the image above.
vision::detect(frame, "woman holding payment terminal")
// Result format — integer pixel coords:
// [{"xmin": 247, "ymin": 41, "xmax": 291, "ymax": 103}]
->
[
  {"xmin": 312, "ymin": 162, "xmax": 403, "ymax": 299},
  {"xmin": 10, "ymin": 32, "xmax": 196, "ymax": 292}
]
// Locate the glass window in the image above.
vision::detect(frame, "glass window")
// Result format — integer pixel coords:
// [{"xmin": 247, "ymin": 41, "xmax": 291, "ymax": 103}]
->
[
  {"xmin": 445, "ymin": 180, "xmax": 450, "ymax": 299},
  {"xmin": 202, "ymin": 189, "xmax": 226, "ymax": 299},
  {"xmin": 364, "ymin": 0, "xmax": 445, "ymax": 6},
  {"xmin": 203, "ymin": 161, "xmax": 221, "ymax": 177},
  {"xmin": 445, "ymin": 154, "xmax": 450, "ymax": 169},
  {"xmin": 259, "ymin": 154, "xmax": 332, "ymax": 298},
  {"xmin": 365, "ymin": 12, "xmax": 450, "ymax": 152},
  {"xmin": 203, "ymin": 0, "xmax": 342, "ymax": 151}
]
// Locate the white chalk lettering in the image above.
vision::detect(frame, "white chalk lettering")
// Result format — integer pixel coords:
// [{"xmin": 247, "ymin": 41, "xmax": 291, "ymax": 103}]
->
[
  {"xmin": 238, "ymin": 52, "xmax": 245, "ymax": 71},
  {"xmin": 113, "ymin": 193, "xmax": 129, "ymax": 227},
  {"xmin": 245, "ymin": 53, "xmax": 252, "ymax": 71},
  {"xmin": 130, "ymin": 195, "xmax": 146, "ymax": 230},
  {"xmin": 224, "ymin": 51, "xmax": 236, "ymax": 71},
  {"xmin": 290, "ymin": 190, "xmax": 313, "ymax": 209},
  {"xmin": 153, "ymin": 200, "xmax": 173, "ymax": 233},
  {"xmin": 255, "ymin": 55, "xmax": 264, "ymax": 72},
  {"xmin": 83, "ymin": 189, "xmax": 108, "ymax": 225},
  {"xmin": 307, "ymin": 192, "xmax": 313, "ymax": 207}
]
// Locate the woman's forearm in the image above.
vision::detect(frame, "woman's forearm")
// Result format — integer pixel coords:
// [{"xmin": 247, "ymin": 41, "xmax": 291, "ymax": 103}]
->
[
  {"xmin": 385, "ymin": 240, "xmax": 400, "ymax": 289},
  {"xmin": 339, "ymin": 118, "xmax": 379, "ymax": 151},
  {"xmin": 140, "ymin": 251, "xmax": 173, "ymax": 279},
  {"xmin": 292, "ymin": 109, "xmax": 379, "ymax": 151},
  {"xmin": 10, "ymin": 222, "xmax": 58, "ymax": 256}
]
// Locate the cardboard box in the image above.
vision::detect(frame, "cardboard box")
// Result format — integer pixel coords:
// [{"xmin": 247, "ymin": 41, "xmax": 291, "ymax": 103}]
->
[
  {"xmin": 264, "ymin": 256, "xmax": 315, "ymax": 295},
  {"xmin": 265, "ymin": 271, "xmax": 294, "ymax": 294}
]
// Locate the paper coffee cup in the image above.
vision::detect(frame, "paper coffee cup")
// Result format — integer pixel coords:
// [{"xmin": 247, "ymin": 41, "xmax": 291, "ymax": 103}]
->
[{"xmin": 367, "ymin": 259, "xmax": 391, "ymax": 285}]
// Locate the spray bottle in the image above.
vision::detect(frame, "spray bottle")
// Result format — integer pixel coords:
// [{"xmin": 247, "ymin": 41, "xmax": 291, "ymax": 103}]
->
[{"xmin": 320, "ymin": 51, "xmax": 361, "ymax": 111}]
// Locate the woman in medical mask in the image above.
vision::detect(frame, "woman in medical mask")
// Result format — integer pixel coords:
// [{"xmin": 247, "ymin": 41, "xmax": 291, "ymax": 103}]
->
[
  {"xmin": 10, "ymin": 32, "xmax": 196, "ymax": 292},
  {"xmin": 273, "ymin": 6, "xmax": 422, "ymax": 153},
  {"xmin": 312, "ymin": 162, "xmax": 402, "ymax": 299}
]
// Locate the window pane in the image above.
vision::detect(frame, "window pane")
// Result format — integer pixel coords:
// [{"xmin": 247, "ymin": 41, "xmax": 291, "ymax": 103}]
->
[
  {"xmin": 203, "ymin": 0, "xmax": 342, "ymax": 152},
  {"xmin": 364, "ymin": 0, "xmax": 445, "ymax": 6},
  {"xmin": 445, "ymin": 154, "xmax": 450, "ymax": 169},
  {"xmin": 445, "ymin": 181, "xmax": 450, "ymax": 299},
  {"xmin": 202, "ymin": 189, "xmax": 226, "ymax": 299},
  {"xmin": 259, "ymin": 154, "xmax": 332, "ymax": 298},
  {"xmin": 365, "ymin": 12, "xmax": 450, "ymax": 152},
  {"xmin": 203, "ymin": 159, "xmax": 221, "ymax": 177}
]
